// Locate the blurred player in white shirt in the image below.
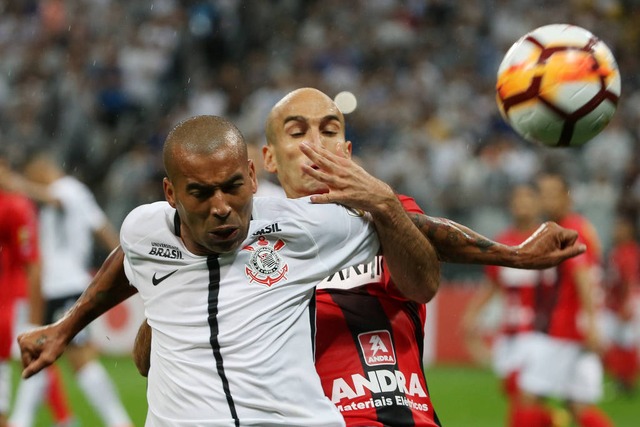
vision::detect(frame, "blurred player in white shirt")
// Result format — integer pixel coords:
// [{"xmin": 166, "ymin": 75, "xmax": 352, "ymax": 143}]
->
[{"xmin": 4, "ymin": 153, "xmax": 133, "ymax": 427}]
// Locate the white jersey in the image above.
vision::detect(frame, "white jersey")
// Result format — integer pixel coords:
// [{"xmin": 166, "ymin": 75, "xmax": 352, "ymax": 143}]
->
[
  {"xmin": 39, "ymin": 176, "xmax": 107, "ymax": 298},
  {"xmin": 121, "ymin": 197, "xmax": 380, "ymax": 427}
]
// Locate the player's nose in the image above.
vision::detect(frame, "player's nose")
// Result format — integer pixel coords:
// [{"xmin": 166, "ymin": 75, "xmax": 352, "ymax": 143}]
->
[
  {"xmin": 210, "ymin": 192, "xmax": 231, "ymax": 219},
  {"xmin": 306, "ymin": 128, "xmax": 326, "ymax": 148}
]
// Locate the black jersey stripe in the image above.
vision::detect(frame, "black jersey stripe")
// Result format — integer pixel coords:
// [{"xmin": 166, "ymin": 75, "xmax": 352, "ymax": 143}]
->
[
  {"xmin": 329, "ymin": 289, "xmax": 416, "ymax": 426},
  {"xmin": 534, "ymin": 271, "xmax": 562, "ymax": 334},
  {"xmin": 173, "ymin": 211, "xmax": 181, "ymax": 236},
  {"xmin": 309, "ymin": 290, "xmax": 317, "ymax": 360},
  {"xmin": 207, "ymin": 255, "xmax": 240, "ymax": 426}
]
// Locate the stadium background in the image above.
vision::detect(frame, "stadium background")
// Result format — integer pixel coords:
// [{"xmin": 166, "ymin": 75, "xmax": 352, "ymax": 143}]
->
[{"xmin": 3, "ymin": 0, "xmax": 640, "ymax": 425}]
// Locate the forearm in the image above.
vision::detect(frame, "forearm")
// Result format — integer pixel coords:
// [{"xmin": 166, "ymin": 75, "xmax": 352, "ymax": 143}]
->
[
  {"xmin": 10, "ymin": 175, "xmax": 60, "ymax": 207},
  {"xmin": 575, "ymin": 267, "xmax": 602, "ymax": 352},
  {"xmin": 410, "ymin": 214, "xmax": 514, "ymax": 265},
  {"xmin": 410, "ymin": 215, "xmax": 583, "ymax": 269},
  {"xmin": 26, "ymin": 262, "xmax": 43, "ymax": 325},
  {"xmin": 56, "ymin": 246, "xmax": 136, "ymax": 343},
  {"xmin": 371, "ymin": 200, "xmax": 440, "ymax": 303},
  {"xmin": 95, "ymin": 223, "xmax": 120, "ymax": 252},
  {"xmin": 463, "ymin": 282, "xmax": 498, "ymax": 328}
]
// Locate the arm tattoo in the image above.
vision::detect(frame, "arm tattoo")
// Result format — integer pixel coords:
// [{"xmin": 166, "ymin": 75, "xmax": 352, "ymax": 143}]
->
[{"xmin": 410, "ymin": 213, "xmax": 496, "ymax": 261}]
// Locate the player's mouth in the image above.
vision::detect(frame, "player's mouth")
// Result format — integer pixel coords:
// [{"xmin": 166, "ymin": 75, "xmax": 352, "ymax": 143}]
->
[{"xmin": 210, "ymin": 226, "xmax": 239, "ymax": 240}]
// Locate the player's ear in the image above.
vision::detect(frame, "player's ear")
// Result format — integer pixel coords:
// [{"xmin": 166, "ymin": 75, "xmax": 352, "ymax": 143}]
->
[
  {"xmin": 247, "ymin": 159, "xmax": 258, "ymax": 194},
  {"xmin": 344, "ymin": 141, "xmax": 353, "ymax": 157},
  {"xmin": 163, "ymin": 177, "xmax": 177, "ymax": 208},
  {"xmin": 262, "ymin": 144, "xmax": 277, "ymax": 173}
]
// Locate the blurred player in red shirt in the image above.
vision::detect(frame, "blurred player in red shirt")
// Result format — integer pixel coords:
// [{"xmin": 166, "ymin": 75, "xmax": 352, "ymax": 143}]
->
[
  {"xmin": 514, "ymin": 172, "xmax": 612, "ymax": 427},
  {"xmin": 0, "ymin": 158, "xmax": 73, "ymax": 427},
  {"xmin": 463, "ymin": 183, "xmax": 555, "ymax": 421},
  {"xmin": 602, "ymin": 214, "xmax": 640, "ymax": 394}
]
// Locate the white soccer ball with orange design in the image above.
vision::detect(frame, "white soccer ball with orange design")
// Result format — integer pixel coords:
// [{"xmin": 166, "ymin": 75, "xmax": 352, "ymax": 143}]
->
[{"xmin": 496, "ymin": 24, "xmax": 621, "ymax": 147}]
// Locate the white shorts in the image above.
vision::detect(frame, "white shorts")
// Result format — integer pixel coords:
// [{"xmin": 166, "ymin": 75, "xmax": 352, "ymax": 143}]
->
[
  {"xmin": 492, "ymin": 332, "xmax": 536, "ymax": 378},
  {"xmin": 519, "ymin": 333, "xmax": 603, "ymax": 403},
  {"xmin": 600, "ymin": 309, "xmax": 639, "ymax": 349},
  {"xmin": 11, "ymin": 298, "xmax": 30, "ymax": 360},
  {"xmin": 0, "ymin": 361, "xmax": 9, "ymax": 413}
]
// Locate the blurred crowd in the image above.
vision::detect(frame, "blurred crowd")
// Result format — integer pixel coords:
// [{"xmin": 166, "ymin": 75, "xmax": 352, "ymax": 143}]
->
[{"xmin": 1, "ymin": 0, "xmax": 639, "ymax": 280}]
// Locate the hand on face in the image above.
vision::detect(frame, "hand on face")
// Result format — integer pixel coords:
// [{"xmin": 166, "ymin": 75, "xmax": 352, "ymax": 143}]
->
[{"xmin": 299, "ymin": 141, "xmax": 396, "ymax": 213}]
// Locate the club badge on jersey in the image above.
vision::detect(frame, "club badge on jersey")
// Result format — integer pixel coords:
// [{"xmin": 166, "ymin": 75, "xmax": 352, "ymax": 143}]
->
[{"xmin": 243, "ymin": 236, "xmax": 289, "ymax": 287}]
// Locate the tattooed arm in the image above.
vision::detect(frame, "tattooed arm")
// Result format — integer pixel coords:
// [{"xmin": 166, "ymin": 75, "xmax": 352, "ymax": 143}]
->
[
  {"xmin": 411, "ymin": 214, "xmax": 586, "ymax": 269},
  {"xmin": 17, "ymin": 247, "xmax": 136, "ymax": 378}
]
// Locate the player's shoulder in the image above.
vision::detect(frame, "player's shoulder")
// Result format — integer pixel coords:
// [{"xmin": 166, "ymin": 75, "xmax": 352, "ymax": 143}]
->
[
  {"xmin": 1, "ymin": 191, "xmax": 32, "ymax": 210},
  {"xmin": 51, "ymin": 175, "xmax": 84, "ymax": 192},
  {"xmin": 122, "ymin": 201, "xmax": 174, "ymax": 236},
  {"xmin": 49, "ymin": 176, "xmax": 95, "ymax": 203},
  {"xmin": 252, "ymin": 196, "xmax": 355, "ymax": 221},
  {"xmin": 0, "ymin": 191, "xmax": 36, "ymax": 219}
]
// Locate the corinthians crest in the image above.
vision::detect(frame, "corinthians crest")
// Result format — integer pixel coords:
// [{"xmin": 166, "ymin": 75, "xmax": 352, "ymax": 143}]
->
[{"xmin": 243, "ymin": 236, "xmax": 288, "ymax": 287}]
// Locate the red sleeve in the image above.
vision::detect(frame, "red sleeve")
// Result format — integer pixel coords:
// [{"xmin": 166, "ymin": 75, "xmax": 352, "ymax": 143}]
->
[
  {"xmin": 618, "ymin": 247, "xmax": 640, "ymax": 288},
  {"xmin": 397, "ymin": 194, "xmax": 424, "ymax": 215},
  {"xmin": 10, "ymin": 197, "xmax": 40, "ymax": 264},
  {"xmin": 561, "ymin": 216, "xmax": 601, "ymax": 271},
  {"xmin": 485, "ymin": 264, "xmax": 499, "ymax": 282}
]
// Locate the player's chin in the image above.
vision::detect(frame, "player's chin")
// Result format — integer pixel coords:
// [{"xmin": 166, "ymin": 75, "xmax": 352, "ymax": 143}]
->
[{"xmin": 205, "ymin": 232, "xmax": 245, "ymax": 254}]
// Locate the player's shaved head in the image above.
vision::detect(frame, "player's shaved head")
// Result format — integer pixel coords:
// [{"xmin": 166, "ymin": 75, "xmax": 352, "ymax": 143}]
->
[
  {"xmin": 265, "ymin": 87, "xmax": 345, "ymax": 145},
  {"xmin": 163, "ymin": 115, "xmax": 247, "ymax": 180}
]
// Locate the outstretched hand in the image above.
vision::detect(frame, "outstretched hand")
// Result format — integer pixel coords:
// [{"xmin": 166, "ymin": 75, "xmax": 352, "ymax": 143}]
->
[
  {"xmin": 16, "ymin": 323, "xmax": 67, "ymax": 379},
  {"xmin": 514, "ymin": 221, "xmax": 586, "ymax": 269},
  {"xmin": 299, "ymin": 141, "xmax": 395, "ymax": 213}
]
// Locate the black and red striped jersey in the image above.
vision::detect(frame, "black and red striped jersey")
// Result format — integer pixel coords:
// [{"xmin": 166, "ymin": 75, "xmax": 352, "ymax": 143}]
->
[{"xmin": 315, "ymin": 195, "xmax": 441, "ymax": 427}]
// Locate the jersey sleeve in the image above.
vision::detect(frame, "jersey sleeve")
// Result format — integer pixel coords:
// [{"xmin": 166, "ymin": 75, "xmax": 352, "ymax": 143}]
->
[
  {"xmin": 287, "ymin": 197, "xmax": 380, "ymax": 279},
  {"xmin": 9, "ymin": 197, "xmax": 40, "ymax": 264},
  {"xmin": 52, "ymin": 178, "xmax": 107, "ymax": 232},
  {"xmin": 396, "ymin": 194, "xmax": 423, "ymax": 214},
  {"xmin": 120, "ymin": 204, "xmax": 155, "ymax": 289},
  {"xmin": 618, "ymin": 247, "xmax": 640, "ymax": 287}
]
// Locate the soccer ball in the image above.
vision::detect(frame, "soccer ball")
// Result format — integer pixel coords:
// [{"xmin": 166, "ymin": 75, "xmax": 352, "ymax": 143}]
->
[{"xmin": 496, "ymin": 24, "xmax": 621, "ymax": 147}]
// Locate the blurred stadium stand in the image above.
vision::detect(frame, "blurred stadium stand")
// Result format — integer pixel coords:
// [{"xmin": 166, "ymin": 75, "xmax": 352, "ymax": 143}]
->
[{"xmin": 2, "ymin": 2, "xmax": 640, "ymax": 358}]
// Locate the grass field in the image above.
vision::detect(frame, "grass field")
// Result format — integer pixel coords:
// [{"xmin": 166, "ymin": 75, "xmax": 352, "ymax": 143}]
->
[{"xmin": 9, "ymin": 357, "xmax": 640, "ymax": 426}]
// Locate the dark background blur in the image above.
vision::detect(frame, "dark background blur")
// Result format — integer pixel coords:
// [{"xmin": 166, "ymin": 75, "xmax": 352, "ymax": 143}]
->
[{"xmin": 1, "ymin": 0, "xmax": 639, "ymax": 281}]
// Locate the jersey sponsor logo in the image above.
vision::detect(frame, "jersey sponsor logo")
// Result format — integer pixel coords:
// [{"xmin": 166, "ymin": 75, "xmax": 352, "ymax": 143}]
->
[
  {"xmin": 317, "ymin": 255, "xmax": 383, "ymax": 290},
  {"xmin": 252, "ymin": 222, "xmax": 282, "ymax": 236},
  {"xmin": 242, "ymin": 236, "xmax": 289, "ymax": 287},
  {"xmin": 336, "ymin": 395, "xmax": 429, "ymax": 413},
  {"xmin": 152, "ymin": 269, "xmax": 178, "ymax": 286},
  {"xmin": 358, "ymin": 330, "xmax": 396, "ymax": 366},
  {"xmin": 331, "ymin": 369, "xmax": 428, "ymax": 403},
  {"xmin": 149, "ymin": 242, "xmax": 184, "ymax": 260}
]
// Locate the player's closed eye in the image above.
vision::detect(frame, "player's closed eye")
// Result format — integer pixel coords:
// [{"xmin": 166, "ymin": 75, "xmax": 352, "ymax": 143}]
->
[{"xmin": 219, "ymin": 181, "xmax": 245, "ymax": 195}]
